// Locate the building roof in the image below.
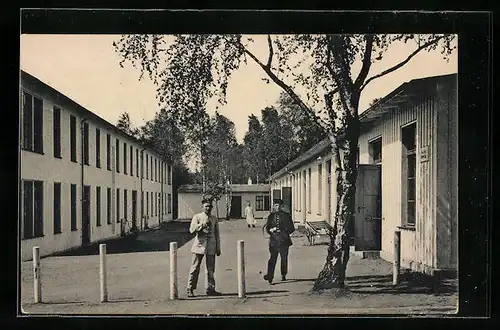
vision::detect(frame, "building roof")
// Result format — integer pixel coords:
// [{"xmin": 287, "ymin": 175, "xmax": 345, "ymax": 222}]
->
[
  {"xmin": 20, "ymin": 70, "xmax": 171, "ymax": 163},
  {"xmin": 269, "ymin": 73, "xmax": 457, "ymax": 181},
  {"xmin": 178, "ymin": 183, "xmax": 271, "ymax": 194}
]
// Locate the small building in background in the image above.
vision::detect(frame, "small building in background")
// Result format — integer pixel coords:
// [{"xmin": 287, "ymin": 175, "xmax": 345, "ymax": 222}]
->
[{"xmin": 177, "ymin": 183, "xmax": 271, "ymax": 220}]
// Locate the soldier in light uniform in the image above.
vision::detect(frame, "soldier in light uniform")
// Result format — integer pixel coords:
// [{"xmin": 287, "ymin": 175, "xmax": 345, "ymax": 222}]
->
[{"xmin": 186, "ymin": 198, "xmax": 222, "ymax": 297}]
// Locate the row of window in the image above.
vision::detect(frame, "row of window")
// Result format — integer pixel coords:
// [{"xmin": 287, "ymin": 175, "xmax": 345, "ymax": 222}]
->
[
  {"xmin": 276, "ymin": 122, "xmax": 417, "ymax": 226},
  {"xmin": 21, "ymin": 90, "xmax": 172, "ymax": 184},
  {"xmin": 21, "ymin": 179, "xmax": 172, "ymax": 240}
]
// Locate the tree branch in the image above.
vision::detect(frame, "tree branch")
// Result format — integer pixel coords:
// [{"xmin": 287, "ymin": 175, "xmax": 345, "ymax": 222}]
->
[
  {"xmin": 240, "ymin": 44, "xmax": 326, "ymax": 128},
  {"xmin": 266, "ymin": 34, "xmax": 274, "ymax": 69},
  {"xmin": 360, "ymin": 36, "xmax": 445, "ymax": 91},
  {"xmin": 353, "ymin": 35, "xmax": 374, "ymax": 90}
]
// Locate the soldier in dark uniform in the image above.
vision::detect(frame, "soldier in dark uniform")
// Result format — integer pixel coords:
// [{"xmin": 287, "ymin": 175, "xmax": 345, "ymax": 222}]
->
[{"xmin": 263, "ymin": 199, "xmax": 295, "ymax": 284}]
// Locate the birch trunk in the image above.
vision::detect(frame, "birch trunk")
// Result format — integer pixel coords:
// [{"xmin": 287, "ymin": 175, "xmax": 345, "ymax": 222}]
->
[{"xmin": 313, "ymin": 89, "xmax": 360, "ymax": 291}]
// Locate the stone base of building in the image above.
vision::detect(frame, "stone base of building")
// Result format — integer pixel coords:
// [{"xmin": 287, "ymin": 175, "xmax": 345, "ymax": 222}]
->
[{"xmin": 380, "ymin": 250, "xmax": 458, "ymax": 279}]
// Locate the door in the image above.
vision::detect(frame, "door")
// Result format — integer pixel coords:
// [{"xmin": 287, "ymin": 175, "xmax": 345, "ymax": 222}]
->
[
  {"xmin": 354, "ymin": 164, "xmax": 382, "ymax": 251},
  {"xmin": 132, "ymin": 190, "xmax": 137, "ymax": 230},
  {"xmin": 82, "ymin": 185, "xmax": 91, "ymax": 245},
  {"xmin": 281, "ymin": 187, "xmax": 292, "ymax": 215},
  {"xmin": 230, "ymin": 195, "xmax": 242, "ymax": 218}
]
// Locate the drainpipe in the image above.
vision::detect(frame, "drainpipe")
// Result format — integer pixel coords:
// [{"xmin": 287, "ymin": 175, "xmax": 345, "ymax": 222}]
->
[
  {"xmin": 80, "ymin": 118, "xmax": 88, "ymax": 246},
  {"xmin": 140, "ymin": 148, "xmax": 146, "ymax": 230}
]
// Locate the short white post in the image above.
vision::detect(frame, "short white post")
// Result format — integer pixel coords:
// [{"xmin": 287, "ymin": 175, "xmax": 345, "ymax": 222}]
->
[
  {"xmin": 99, "ymin": 244, "xmax": 108, "ymax": 302},
  {"xmin": 393, "ymin": 230, "xmax": 401, "ymax": 286},
  {"xmin": 169, "ymin": 242, "xmax": 178, "ymax": 300},
  {"xmin": 237, "ymin": 240, "xmax": 245, "ymax": 298},
  {"xmin": 33, "ymin": 246, "xmax": 41, "ymax": 303}
]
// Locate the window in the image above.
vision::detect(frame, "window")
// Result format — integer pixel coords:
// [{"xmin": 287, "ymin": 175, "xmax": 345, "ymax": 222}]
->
[
  {"xmin": 124, "ymin": 142, "xmax": 128, "ymax": 174},
  {"xmin": 106, "ymin": 134, "xmax": 111, "ymax": 170},
  {"xmin": 255, "ymin": 196, "xmax": 264, "ymax": 211},
  {"xmin": 116, "ymin": 139, "xmax": 120, "ymax": 173},
  {"xmin": 369, "ymin": 137, "xmax": 382, "ymax": 165},
  {"xmin": 168, "ymin": 193, "xmax": 172, "ymax": 214},
  {"xmin": 22, "ymin": 180, "xmax": 44, "ymax": 239},
  {"xmin": 71, "ymin": 184, "xmax": 77, "ymax": 231},
  {"xmin": 53, "ymin": 182, "xmax": 61, "ymax": 234},
  {"xmin": 168, "ymin": 165, "xmax": 172, "ymax": 185},
  {"xmin": 53, "ymin": 106, "xmax": 61, "ymax": 158},
  {"xmin": 96, "ymin": 129, "xmax": 101, "ymax": 168},
  {"xmin": 130, "ymin": 145, "xmax": 133, "ymax": 176},
  {"xmin": 136, "ymin": 149, "xmax": 139, "ymax": 177},
  {"xmin": 151, "ymin": 191, "xmax": 153, "ymax": 216},
  {"xmin": 318, "ymin": 164, "xmax": 322, "ymax": 215},
  {"xmin": 96, "ymin": 186, "xmax": 101, "ymax": 227},
  {"xmin": 107, "ymin": 187, "xmax": 111, "ymax": 225},
  {"xmin": 150, "ymin": 157, "xmax": 153, "ymax": 181},
  {"xmin": 116, "ymin": 189, "xmax": 120, "ymax": 222},
  {"xmin": 402, "ymin": 123, "xmax": 416, "ymax": 227},
  {"xmin": 154, "ymin": 159, "xmax": 157, "ymax": 182},
  {"xmin": 70, "ymin": 115, "xmax": 77, "ymax": 162},
  {"xmin": 308, "ymin": 168, "xmax": 312, "ymax": 213},
  {"xmin": 146, "ymin": 154, "xmax": 149, "ymax": 179},
  {"xmin": 22, "ymin": 91, "xmax": 44, "ymax": 154},
  {"xmin": 155, "ymin": 192, "xmax": 157, "ymax": 216},
  {"xmin": 146, "ymin": 191, "xmax": 149, "ymax": 216},
  {"xmin": 83, "ymin": 122, "xmax": 89, "ymax": 165}
]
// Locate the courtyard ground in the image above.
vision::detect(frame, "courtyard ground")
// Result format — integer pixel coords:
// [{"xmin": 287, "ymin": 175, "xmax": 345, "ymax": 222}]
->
[{"xmin": 19, "ymin": 218, "xmax": 458, "ymax": 315}]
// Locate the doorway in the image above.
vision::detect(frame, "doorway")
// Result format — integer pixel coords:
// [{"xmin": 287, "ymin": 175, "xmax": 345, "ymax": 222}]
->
[
  {"xmin": 82, "ymin": 185, "xmax": 91, "ymax": 245},
  {"xmin": 132, "ymin": 190, "xmax": 137, "ymax": 230},
  {"xmin": 230, "ymin": 195, "xmax": 242, "ymax": 218}
]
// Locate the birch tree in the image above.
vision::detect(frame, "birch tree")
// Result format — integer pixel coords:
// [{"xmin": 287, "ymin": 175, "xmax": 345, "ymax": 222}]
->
[{"xmin": 114, "ymin": 33, "xmax": 456, "ymax": 290}]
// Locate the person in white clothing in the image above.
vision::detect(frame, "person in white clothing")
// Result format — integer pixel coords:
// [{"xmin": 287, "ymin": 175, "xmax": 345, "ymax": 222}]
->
[
  {"xmin": 186, "ymin": 198, "xmax": 222, "ymax": 298},
  {"xmin": 245, "ymin": 201, "xmax": 256, "ymax": 228}
]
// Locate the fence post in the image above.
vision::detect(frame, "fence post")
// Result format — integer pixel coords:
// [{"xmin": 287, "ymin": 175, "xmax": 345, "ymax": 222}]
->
[
  {"xmin": 33, "ymin": 246, "xmax": 41, "ymax": 303},
  {"xmin": 169, "ymin": 242, "xmax": 178, "ymax": 300},
  {"xmin": 393, "ymin": 230, "xmax": 401, "ymax": 285},
  {"xmin": 237, "ymin": 240, "xmax": 245, "ymax": 298},
  {"xmin": 100, "ymin": 244, "xmax": 108, "ymax": 302}
]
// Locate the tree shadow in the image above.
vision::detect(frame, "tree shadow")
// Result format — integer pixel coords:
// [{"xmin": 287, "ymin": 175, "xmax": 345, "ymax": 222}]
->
[
  {"xmin": 278, "ymin": 278, "xmax": 316, "ymax": 284},
  {"xmin": 184, "ymin": 289, "xmax": 289, "ymax": 300},
  {"xmin": 49, "ymin": 221, "xmax": 194, "ymax": 257},
  {"xmin": 346, "ymin": 273, "xmax": 458, "ymax": 296}
]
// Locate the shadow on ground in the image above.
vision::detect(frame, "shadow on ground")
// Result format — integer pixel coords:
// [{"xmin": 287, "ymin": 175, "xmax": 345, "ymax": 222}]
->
[
  {"xmin": 50, "ymin": 221, "xmax": 194, "ymax": 257},
  {"xmin": 183, "ymin": 289, "xmax": 289, "ymax": 301},
  {"xmin": 346, "ymin": 273, "xmax": 458, "ymax": 296}
]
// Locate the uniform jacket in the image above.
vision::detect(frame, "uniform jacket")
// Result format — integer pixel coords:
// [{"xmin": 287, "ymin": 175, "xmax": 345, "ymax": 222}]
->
[
  {"xmin": 189, "ymin": 211, "xmax": 221, "ymax": 255},
  {"xmin": 265, "ymin": 210, "xmax": 295, "ymax": 248}
]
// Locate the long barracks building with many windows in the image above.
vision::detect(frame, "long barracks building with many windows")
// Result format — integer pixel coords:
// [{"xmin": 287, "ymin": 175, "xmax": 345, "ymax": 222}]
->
[{"xmin": 19, "ymin": 70, "xmax": 174, "ymax": 261}]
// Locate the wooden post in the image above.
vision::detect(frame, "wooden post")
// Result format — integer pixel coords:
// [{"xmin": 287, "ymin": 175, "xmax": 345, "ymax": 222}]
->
[
  {"xmin": 99, "ymin": 244, "xmax": 108, "ymax": 302},
  {"xmin": 33, "ymin": 246, "xmax": 41, "ymax": 303},
  {"xmin": 237, "ymin": 240, "xmax": 245, "ymax": 298},
  {"xmin": 393, "ymin": 230, "xmax": 401, "ymax": 285},
  {"xmin": 169, "ymin": 242, "xmax": 178, "ymax": 300}
]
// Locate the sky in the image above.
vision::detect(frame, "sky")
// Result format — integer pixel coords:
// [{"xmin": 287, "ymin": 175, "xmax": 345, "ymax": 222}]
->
[{"xmin": 20, "ymin": 34, "xmax": 457, "ymax": 144}]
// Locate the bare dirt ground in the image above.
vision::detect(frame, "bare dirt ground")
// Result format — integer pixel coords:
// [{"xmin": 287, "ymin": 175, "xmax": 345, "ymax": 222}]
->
[{"xmin": 20, "ymin": 218, "xmax": 458, "ymax": 315}]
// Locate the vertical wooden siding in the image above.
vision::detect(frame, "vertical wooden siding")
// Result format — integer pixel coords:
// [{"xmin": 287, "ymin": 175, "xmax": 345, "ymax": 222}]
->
[{"xmin": 359, "ymin": 90, "xmax": 438, "ymax": 271}]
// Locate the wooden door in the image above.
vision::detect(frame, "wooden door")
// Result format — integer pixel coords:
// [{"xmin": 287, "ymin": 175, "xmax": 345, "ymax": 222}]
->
[{"xmin": 354, "ymin": 164, "xmax": 382, "ymax": 251}]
